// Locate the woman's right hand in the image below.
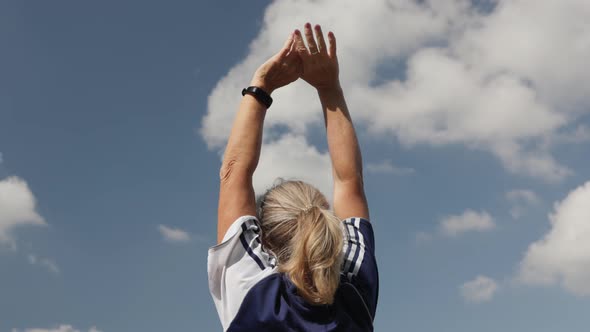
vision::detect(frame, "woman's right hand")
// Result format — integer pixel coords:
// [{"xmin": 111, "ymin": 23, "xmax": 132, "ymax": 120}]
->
[{"xmin": 294, "ymin": 23, "xmax": 340, "ymax": 91}]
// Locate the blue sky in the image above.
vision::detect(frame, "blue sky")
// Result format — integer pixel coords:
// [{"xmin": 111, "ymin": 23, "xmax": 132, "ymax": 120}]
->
[{"xmin": 1, "ymin": 1, "xmax": 590, "ymax": 331}]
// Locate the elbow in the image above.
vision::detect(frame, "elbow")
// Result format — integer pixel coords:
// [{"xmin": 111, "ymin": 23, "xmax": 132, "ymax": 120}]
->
[
  {"xmin": 333, "ymin": 152, "xmax": 364, "ymax": 185},
  {"xmin": 335, "ymin": 171, "xmax": 365, "ymax": 191},
  {"xmin": 220, "ymin": 158, "xmax": 254, "ymax": 184},
  {"xmin": 219, "ymin": 159, "xmax": 237, "ymax": 184},
  {"xmin": 334, "ymin": 169, "xmax": 364, "ymax": 185}
]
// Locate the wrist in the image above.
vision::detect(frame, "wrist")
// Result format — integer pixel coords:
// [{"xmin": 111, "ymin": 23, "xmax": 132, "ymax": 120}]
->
[
  {"xmin": 317, "ymin": 83, "xmax": 343, "ymax": 97},
  {"xmin": 249, "ymin": 79, "xmax": 274, "ymax": 95}
]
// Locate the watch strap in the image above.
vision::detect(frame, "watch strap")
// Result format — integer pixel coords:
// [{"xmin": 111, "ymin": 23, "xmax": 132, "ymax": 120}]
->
[{"xmin": 241, "ymin": 86, "xmax": 273, "ymax": 108}]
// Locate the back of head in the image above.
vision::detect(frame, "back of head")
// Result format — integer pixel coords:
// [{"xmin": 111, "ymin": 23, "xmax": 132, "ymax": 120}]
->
[{"xmin": 259, "ymin": 180, "xmax": 343, "ymax": 305}]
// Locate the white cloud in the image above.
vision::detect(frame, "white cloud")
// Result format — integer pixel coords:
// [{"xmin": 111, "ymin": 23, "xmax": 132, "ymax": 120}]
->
[
  {"xmin": 366, "ymin": 159, "xmax": 415, "ymax": 175},
  {"xmin": 28, "ymin": 254, "xmax": 60, "ymax": 275},
  {"xmin": 517, "ymin": 181, "xmax": 590, "ymax": 296},
  {"xmin": 355, "ymin": 49, "xmax": 570, "ymax": 181},
  {"xmin": 200, "ymin": 0, "xmax": 590, "ymax": 183},
  {"xmin": 460, "ymin": 275, "xmax": 498, "ymax": 303},
  {"xmin": 158, "ymin": 224, "xmax": 191, "ymax": 243},
  {"xmin": 0, "ymin": 177, "xmax": 58, "ymax": 274},
  {"xmin": 12, "ymin": 325, "xmax": 102, "ymax": 332},
  {"xmin": 490, "ymin": 142, "xmax": 570, "ymax": 182},
  {"xmin": 456, "ymin": 0, "xmax": 590, "ymax": 112},
  {"xmin": 254, "ymin": 134, "xmax": 333, "ymax": 199},
  {"xmin": 200, "ymin": 0, "xmax": 473, "ymax": 148},
  {"xmin": 0, "ymin": 176, "xmax": 46, "ymax": 248},
  {"xmin": 506, "ymin": 189, "xmax": 540, "ymax": 219},
  {"xmin": 440, "ymin": 209, "xmax": 495, "ymax": 236}
]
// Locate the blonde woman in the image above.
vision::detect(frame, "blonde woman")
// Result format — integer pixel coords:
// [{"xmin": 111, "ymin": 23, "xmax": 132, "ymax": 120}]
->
[{"xmin": 208, "ymin": 23, "xmax": 378, "ymax": 331}]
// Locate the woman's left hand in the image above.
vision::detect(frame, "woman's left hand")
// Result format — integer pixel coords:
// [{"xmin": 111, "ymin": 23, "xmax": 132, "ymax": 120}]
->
[{"xmin": 250, "ymin": 32, "xmax": 302, "ymax": 94}]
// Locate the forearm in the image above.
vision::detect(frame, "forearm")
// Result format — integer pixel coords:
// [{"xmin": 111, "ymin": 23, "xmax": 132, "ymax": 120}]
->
[
  {"xmin": 318, "ymin": 85, "xmax": 364, "ymax": 183},
  {"xmin": 220, "ymin": 94, "xmax": 267, "ymax": 178}
]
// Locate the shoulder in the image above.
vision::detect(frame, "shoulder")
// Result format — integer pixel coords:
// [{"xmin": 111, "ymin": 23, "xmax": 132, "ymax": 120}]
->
[
  {"xmin": 341, "ymin": 217, "xmax": 379, "ymax": 320},
  {"xmin": 208, "ymin": 215, "xmax": 278, "ymax": 330}
]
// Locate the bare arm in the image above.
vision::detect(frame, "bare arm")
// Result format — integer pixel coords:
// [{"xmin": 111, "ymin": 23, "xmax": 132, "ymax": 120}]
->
[
  {"xmin": 217, "ymin": 32, "xmax": 302, "ymax": 243},
  {"xmin": 218, "ymin": 96, "xmax": 267, "ymax": 243},
  {"xmin": 295, "ymin": 23, "xmax": 369, "ymax": 220},
  {"xmin": 318, "ymin": 86, "xmax": 369, "ymax": 220}
]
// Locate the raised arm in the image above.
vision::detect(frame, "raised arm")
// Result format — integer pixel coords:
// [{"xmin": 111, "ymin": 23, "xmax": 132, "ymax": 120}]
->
[
  {"xmin": 294, "ymin": 23, "xmax": 369, "ymax": 220},
  {"xmin": 318, "ymin": 84, "xmax": 369, "ymax": 220},
  {"xmin": 217, "ymin": 32, "xmax": 302, "ymax": 243}
]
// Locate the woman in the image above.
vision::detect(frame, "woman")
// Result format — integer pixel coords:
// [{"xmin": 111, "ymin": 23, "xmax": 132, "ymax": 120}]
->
[{"xmin": 208, "ymin": 23, "xmax": 378, "ymax": 331}]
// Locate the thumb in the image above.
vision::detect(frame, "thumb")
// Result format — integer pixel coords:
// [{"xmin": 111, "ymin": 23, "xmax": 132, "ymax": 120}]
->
[{"xmin": 277, "ymin": 32, "xmax": 295, "ymax": 59}]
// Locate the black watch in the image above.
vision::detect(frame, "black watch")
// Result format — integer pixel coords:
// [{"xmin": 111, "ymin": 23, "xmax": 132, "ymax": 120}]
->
[{"xmin": 242, "ymin": 86, "xmax": 273, "ymax": 108}]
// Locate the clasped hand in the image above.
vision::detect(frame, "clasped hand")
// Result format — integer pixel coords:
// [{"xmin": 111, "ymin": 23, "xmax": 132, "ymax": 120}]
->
[{"xmin": 250, "ymin": 23, "xmax": 340, "ymax": 95}]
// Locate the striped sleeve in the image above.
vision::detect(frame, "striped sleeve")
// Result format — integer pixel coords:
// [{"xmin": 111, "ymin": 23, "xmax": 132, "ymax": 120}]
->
[
  {"xmin": 341, "ymin": 217, "xmax": 379, "ymax": 319},
  {"xmin": 207, "ymin": 216, "xmax": 277, "ymax": 331}
]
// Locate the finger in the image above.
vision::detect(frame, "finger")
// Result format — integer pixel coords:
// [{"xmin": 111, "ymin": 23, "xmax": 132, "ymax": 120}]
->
[
  {"xmin": 286, "ymin": 32, "xmax": 298, "ymax": 56},
  {"xmin": 314, "ymin": 24, "xmax": 327, "ymax": 54},
  {"xmin": 277, "ymin": 32, "xmax": 295, "ymax": 58},
  {"xmin": 304, "ymin": 22, "xmax": 318, "ymax": 54},
  {"xmin": 328, "ymin": 31, "xmax": 337, "ymax": 58},
  {"xmin": 293, "ymin": 29, "xmax": 309, "ymax": 57}
]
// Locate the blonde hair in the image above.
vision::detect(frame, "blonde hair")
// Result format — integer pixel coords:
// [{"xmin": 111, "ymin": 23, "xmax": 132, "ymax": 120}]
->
[{"xmin": 258, "ymin": 180, "xmax": 343, "ymax": 305}]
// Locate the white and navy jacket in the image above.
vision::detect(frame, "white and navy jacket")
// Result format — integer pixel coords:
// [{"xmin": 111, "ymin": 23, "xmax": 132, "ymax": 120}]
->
[{"xmin": 208, "ymin": 215, "xmax": 379, "ymax": 331}]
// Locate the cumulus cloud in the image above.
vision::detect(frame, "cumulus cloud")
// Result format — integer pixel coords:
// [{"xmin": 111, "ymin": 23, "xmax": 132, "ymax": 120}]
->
[
  {"xmin": 0, "ymin": 176, "xmax": 46, "ymax": 248},
  {"xmin": 517, "ymin": 181, "xmax": 590, "ymax": 296},
  {"xmin": 440, "ymin": 209, "xmax": 495, "ymax": 236},
  {"xmin": 254, "ymin": 134, "xmax": 333, "ymax": 198},
  {"xmin": 456, "ymin": 0, "xmax": 590, "ymax": 112},
  {"xmin": 158, "ymin": 225, "xmax": 191, "ymax": 243},
  {"xmin": 460, "ymin": 275, "xmax": 498, "ymax": 303},
  {"xmin": 366, "ymin": 159, "xmax": 415, "ymax": 175},
  {"xmin": 200, "ymin": 0, "xmax": 473, "ymax": 148},
  {"xmin": 355, "ymin": 47, "xmax": 570, "ymax": 181},
  {"xmin": 200, "ymin": 0, "xmax": 590, "ymax": 185},
  {"xmin": 506, "ymin": 189, "xmax": 540, "ymax": 219},
  {"xmin": 12, "ymin": 325, "xmax": 101, "ymax": 332}
]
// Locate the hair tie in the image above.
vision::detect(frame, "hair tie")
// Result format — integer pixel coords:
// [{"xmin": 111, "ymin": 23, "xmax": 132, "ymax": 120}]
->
[{"xmin": 302, "ymin": 205, "xmax": 316, "ymax": 214}]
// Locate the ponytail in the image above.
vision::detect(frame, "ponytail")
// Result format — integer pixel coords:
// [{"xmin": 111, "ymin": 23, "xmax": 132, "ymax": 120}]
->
[
  {"xmin": 282, "ymin": 206, "xmax": 343, "ymax": 304},
  {"xmin": 258, "ymin": 179, "xmax": 344, "ymax": 305}
]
